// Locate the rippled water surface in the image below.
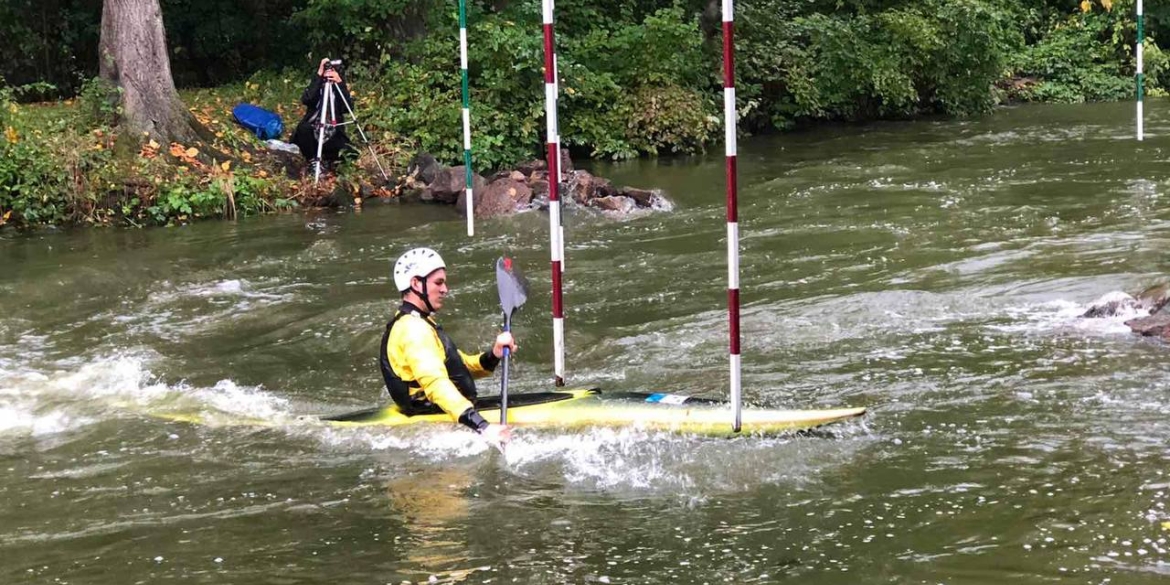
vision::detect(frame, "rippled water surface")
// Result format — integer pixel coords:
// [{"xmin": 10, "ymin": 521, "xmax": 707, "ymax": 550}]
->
[{"xmin": 3, "ymin": 102, "xmax": 1170, "ymax": 583}]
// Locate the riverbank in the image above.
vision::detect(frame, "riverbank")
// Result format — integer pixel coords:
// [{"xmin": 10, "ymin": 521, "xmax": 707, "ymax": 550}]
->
[
  {"xmin": 0, "ymin": 75, "xmax": 419, "ymax": 229},
  {"xmin": 0, "ymin": 75, "xmax": 670, "ymax": 230}
]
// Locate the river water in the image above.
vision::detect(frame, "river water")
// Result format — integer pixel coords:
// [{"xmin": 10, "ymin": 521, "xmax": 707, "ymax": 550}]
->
[{"xmin": 3, "ymin": 102, "xmax": 1170, "ymax": 584}]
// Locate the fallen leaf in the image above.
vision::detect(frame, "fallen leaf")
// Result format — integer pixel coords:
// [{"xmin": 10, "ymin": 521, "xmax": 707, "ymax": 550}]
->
[
  {"xmin": 185, "ymin": 147, "xmax": 199, "ymax": 158},
  {"xmin": 148, "ymin": 139, "xmax": 160, "ymax": 149},
  {"xmin": 221, "ymin": 161, "xmax": 231, "ymax": 171},
  {"xmin": 258, "ymin": 170, "xmax": 268, "ymax": 178},
  {"xmin": 1101, "ymin": 0, "xmax": 1112, "ymax": 10},
  {"xmin": 4, "ymin": 126, "xmax": 18, "ymax": 144}
]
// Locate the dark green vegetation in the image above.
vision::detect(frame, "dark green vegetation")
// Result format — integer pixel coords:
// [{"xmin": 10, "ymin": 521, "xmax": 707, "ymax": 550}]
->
[{"xmin": 1, "ymin": 0, "xmax": 1166, "ymax": 228}]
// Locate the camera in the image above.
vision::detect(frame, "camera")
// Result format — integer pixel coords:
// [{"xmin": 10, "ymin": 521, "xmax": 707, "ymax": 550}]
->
[{"xmin": 324, "ymin": 59, "xmax": 343, "ymax": 71}]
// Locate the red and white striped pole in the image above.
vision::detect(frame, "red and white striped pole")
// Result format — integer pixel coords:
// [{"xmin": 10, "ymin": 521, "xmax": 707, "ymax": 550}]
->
[
  {"xmin": 723, "ymin": 0, "xmax": 742, "ymax": 432},
  {"xmin": 543, "ymin": 0, "xmax": 565, "ymax": 387}
]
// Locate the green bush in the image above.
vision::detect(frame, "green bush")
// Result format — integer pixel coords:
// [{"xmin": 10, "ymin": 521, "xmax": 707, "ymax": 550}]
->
[
  {"xmin": 374, "ymin": 1, "xmax": 716, "ymax": 165},
  {"xmin": 736, "ymin": 0, "xmax": 1018, "ymax": 131},
  {"xmin": 1011, "ymin": 1, "xmax": 1164, "ymax": 102},
  {"xmin": 0, "ymin": 86, "xmax": 108, "ymax": 226}
]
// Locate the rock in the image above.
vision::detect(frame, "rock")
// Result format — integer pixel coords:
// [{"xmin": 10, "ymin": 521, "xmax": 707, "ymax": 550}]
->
[
  {"xmin": 595, "ymin": 177, "xmax": 617, "ymax": 199},
  {"xmin": 1082, "ymin": 291, "xmax": 1139, "ymax": 318},
  {"xmin": 618, "ymin": 186, "xmax": 656, "ymax": 208},
  {"xmin": 385, "ymin": 150, "xmax": 669, "ymax": 219},
  {"xmin": 516, "ymin": 159, "xmax": 547, "ymax": 176},
  {"xmin": 1136, "ymin": 283, "xmax": 1170, "ymax": 314},
  {"xmin": 266, "ymin": 149, "xmax": 303, "ymax": 180},
  {"xmin": 321, "ymin": 184, "xmax": 355, "ymax": 208},
  {"xmin": 530, "ymin": 178, "xmax": 549, "ymax": 201},
  {"xmin": 559, "ymin": 148, "xmax": 574, "ymax": 174},
  {"xmin": 1126, "ymin": 313, "xmax": 1170, "ymax": 337},
  {"xmin": 592, "ymin": 195, "xmax": 635, "ymax": 214},
  {"xmin": 407, "ymin": 152, "xmax": 440, "ymax": 185},
  {"xmin": 460, "ymin": 178, "xmax": 533, "ymax": 218},
  {"xmin": 423, "ymin": 165, "xmax": 486, "ymax": 204},
  {"xmin": 513, "ymin": 149, "xmax": 572, "ymax": 176},
  {"xmin": 564, "ymin": 170, "xmax": 617, "ymax": 205}
]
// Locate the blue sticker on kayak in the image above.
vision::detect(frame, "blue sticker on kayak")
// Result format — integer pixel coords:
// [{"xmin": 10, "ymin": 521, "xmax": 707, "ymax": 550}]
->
[{"xmin": 646, "ymin": 393, "xmax": 690, "ymax": 405}]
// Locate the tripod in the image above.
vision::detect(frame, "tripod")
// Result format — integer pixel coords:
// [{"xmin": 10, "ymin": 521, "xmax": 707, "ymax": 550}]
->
[{"xmin": 313, "ymin": 79, "xmax": 388, "ymax": 186}]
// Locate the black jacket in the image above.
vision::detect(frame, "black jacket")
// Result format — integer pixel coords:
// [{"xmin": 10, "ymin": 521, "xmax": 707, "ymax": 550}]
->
[{"xmin": 291, "ymin": 74, "xmax": 354, "ymax": 160}]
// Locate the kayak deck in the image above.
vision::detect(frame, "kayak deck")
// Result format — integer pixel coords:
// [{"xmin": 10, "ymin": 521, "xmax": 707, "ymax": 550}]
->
[{"xmin": 321, "ymin": 389, "xmax": 867, "ymax": 437}]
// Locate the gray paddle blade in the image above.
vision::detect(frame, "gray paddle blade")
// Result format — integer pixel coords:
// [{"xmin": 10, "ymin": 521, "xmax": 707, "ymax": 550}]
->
[{"xmin": 496, "ymin": 257, "xmax": 528, "ymax": 316}]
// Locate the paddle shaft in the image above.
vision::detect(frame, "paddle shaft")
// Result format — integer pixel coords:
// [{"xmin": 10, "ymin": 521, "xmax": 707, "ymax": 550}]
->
[{"xmin": 499, "ymin": 311, "xmax": 511, "ymax": 424}]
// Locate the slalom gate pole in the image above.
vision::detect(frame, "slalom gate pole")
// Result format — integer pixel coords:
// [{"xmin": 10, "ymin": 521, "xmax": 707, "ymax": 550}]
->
[
  {"xmin": 460, "ymin": 0, "xmax": 475, "ymax": 235},
  {"xmin": 543, "ymin": 0, "xmax": 565, "ymax": 387},
  {"xmin": 723, "ymin": 0, "xmax": 742, "ymax": 432},
  {"xmin": 554, "ymin": 53, "xmax": 566, "ymax": 276},
  {"xmin": 1138, "ymin": 0, "xmax": 1145, "ymax": 141}
]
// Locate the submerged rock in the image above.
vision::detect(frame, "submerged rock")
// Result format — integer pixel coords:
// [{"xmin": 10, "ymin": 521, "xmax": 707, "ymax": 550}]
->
[
  {"xmin": 1084, "ymin": 286, "xmax": 1170, "ymax": 318},
  {"xmin": 1082, "ymin": 291, "xmax": 1140, "ymax": 318},
  {"xmin": 1084, "ymin": 282, "xmax": 1170, "ymax": 341}
]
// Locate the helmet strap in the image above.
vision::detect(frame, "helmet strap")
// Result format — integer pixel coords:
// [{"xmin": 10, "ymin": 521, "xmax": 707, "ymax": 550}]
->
[{"xmin": 410, "ymin": 276, "xmax": 437, "ymax": 314}]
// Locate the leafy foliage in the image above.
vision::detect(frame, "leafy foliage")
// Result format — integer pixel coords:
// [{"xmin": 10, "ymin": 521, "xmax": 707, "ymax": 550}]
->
[
  {"xmin": 0, "ymin": 78, "xmax": 300, "ymax": 229},
  {"xmin": 736, "ymin": 0, "xmax": 1020, "ymax": 131},
  {"xmin": 1009, "ymin": 0, "xmax": 1166, "ymax": 102}
]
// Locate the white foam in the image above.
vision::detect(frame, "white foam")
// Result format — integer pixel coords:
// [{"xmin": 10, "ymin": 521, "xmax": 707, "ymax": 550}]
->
[
  {"xmin": 185, "ymin": 279, "xmax": 291, "ymax": 302},
  {"xmin": 0, "ymin": 405, "xmax": 85, "ymax": 436},
  {"xmin": 91, "ymin": 278, "xmax": 299, "ymax": 342},
  {"xmin": 191, "ymin": 379, "xmax": 290, "ymax": 419},
  {"xmin": 0, "ymin": 353, "xmax": 295, "ymax": 438},
  {"xmin": 991, "ymin": 298, "xmax": 1146, "ymax": 336}
]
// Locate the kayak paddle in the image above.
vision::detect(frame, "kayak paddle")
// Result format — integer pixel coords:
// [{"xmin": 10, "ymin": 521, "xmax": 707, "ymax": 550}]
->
[{"xmin": 495, "ymin": 256, "xmax": 528, "ymax": 425}]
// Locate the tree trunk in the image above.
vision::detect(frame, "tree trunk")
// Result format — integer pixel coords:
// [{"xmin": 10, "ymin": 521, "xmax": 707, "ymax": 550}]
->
[{"xmin": 98, "ymin": 0, "xmax": 203, "ymax": 145}]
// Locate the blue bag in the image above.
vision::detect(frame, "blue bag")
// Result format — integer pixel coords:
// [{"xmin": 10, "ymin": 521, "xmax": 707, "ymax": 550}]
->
[{"xmin": 231, "ymin": 104, "xmax": 284, "ymax": 140}]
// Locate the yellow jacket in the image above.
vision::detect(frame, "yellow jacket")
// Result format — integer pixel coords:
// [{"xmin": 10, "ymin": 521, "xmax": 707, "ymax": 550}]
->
[{"xmin": 382, "ymin": 306, "xmax": 497, "ymax": 423}]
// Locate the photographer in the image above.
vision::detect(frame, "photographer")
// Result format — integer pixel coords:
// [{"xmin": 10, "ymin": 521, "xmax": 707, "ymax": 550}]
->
[{"xmin": 291, "ymin": 58, "xmax": 356, "ymax": 172}]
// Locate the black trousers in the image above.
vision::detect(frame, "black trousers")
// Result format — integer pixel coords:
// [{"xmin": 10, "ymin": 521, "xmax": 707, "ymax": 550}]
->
[{"xmin": 291, "ymin": 122, "xmax": 353, "ymax": 162}]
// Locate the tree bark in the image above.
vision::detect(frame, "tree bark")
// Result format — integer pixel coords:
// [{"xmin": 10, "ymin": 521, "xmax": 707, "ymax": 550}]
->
[{"xmin": 98, "ymin": 0, "xmax": 203, "ymax": 145}]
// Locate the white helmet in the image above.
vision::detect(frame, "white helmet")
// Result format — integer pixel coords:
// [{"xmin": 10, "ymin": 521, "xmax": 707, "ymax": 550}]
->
[{"xmin": 393, "ymin": 247, "xmax": 446, "ymax": 292}]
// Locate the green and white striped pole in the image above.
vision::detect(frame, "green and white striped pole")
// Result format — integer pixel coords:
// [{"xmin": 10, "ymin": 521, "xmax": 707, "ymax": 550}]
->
[
  {"xmin": 1137, "ymin": 0, "xmax": 1145, "ymax": 141},
  {"xmin": 460, "ymin": 0, "xmax": 475, "ymax": 235}
]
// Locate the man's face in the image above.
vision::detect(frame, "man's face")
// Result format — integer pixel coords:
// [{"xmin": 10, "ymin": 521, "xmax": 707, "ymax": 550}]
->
[{"xmin": 416, "ymin": 268, "xmax": 448, "ymax": 311}]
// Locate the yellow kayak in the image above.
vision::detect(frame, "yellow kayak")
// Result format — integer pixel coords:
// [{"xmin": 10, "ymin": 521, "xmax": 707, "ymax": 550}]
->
[{"xmin": 319, "ymin": 389, "xmax": 866, "ymax": 437}]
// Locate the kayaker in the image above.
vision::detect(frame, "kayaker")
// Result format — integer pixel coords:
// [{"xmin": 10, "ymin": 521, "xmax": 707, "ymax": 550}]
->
[{"xmin": 381, "ymin": 247, "xmax": 515, "ymax": 446}]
